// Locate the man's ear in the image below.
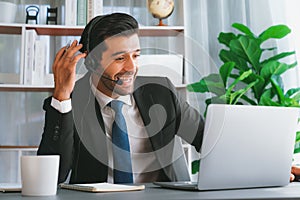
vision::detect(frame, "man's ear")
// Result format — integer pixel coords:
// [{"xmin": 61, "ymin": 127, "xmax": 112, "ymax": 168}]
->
[{"xmin": 84, "ymin": 53, "xmax": 100, "ymax": 72}]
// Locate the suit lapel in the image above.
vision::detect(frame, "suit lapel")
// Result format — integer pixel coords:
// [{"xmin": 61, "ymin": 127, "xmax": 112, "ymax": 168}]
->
[
  {"xmin": 133, "ymin": 77, "xmax": 179, "ymax": 180},
  {"xmin": 133, "ymin": 81, "xmax": 165, "ymax": 150}
]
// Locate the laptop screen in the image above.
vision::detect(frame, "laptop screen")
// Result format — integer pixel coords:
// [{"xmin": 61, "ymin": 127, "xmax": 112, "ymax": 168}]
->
[{"xmin": 198, "ymin": 104, "xmax": 299, "ymax": 190}]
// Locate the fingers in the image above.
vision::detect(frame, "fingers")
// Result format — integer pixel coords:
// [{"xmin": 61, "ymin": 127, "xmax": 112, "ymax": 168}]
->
[
  {"xmin": 53, "ymin": 40, "xmax": 85, "ymax": 63},
  {"xmin": 290, "ymin": 173, "xmax": 295, "ymax": 182},
  {"xmin": 62, "ymin": 40, "xmax": 84, "ymax": 61},
  {"xmin": 51, "ymin": 40, "xmax": 87, "ymax": 101},
  {"xmin": 53, "ymin": 47, "xmax": 66, "ymax": 67},
  {"xmin": 291, "ymin": 165, "xmax": 300, "ymax": 175},
  {"xmin": 53, "ymin": 40, "xmax": 86, "ymax": 73},
  {"xmin": 290, "ymin": 165, "xmax": 300, "ymax": 182}
]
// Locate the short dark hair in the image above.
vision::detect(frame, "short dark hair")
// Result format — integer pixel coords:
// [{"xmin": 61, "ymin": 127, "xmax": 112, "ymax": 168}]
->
[{"xmin": 79, "ymin": 13, "xmax": 139, "ymax": 53}]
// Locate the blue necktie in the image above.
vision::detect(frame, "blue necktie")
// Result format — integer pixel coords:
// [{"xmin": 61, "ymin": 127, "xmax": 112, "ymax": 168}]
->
[{"xmin": 110, "ymin": 100, "xmax": 133, "ymax": 183}]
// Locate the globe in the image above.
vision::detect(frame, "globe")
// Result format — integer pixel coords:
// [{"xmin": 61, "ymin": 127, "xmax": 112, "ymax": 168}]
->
[{"xmin": 147, "ymin": 0, "xmax": 174, "ymax": 26}]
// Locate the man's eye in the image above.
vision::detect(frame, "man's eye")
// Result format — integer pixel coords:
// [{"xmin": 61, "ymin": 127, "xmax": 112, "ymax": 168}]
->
[
  {"xmin": 115, "ymin": 57, "xmax": 124, "ymax": 61},
  {"xmin": 134, "ymin": 54, "xmax": 140, "ymax": 58}
]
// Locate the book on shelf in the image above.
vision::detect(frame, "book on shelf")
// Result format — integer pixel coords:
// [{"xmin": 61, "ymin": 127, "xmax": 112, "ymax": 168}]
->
[
  {"xmin": 103, "ymin": 0, "xmax": 131, "ymax": 15},
  {"xmin": 65, "ymin": 0, "xmax": 77, "ymax": 25},
  {"xmin": 77, "ymin": 0, "xmax": 103, "ymax": 25},
  {"xmin": 23, "ymin": 30, "xmax": 47, "ymax": 85},
  {"xmin": 60, "ymin": 182, "xmax": 145, "ymax": 193},
  {"xmin": 87, "ymin": 0, "xmax": 103, "ymax": 23},
  {"xmin": 33, "ymin": 39, "xmax": 46, "ymax": 85},
  {"xmin": 77, "ymin": 0, "xmax": 87, "ymax": 25},
  {"xmin": 23, "ymin": 29, "xmax": 37, "ymax": 85}
]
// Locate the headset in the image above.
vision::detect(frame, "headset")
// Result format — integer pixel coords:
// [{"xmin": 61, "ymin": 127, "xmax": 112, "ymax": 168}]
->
[{"xmin": 83, "ymin": 15, "xmax": 123, "ymax": 85}]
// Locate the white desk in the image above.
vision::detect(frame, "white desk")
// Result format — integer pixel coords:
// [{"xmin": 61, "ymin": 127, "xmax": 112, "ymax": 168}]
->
[{"xmin": 2, "ymin": 183, "xmax": 300, "ymax": 199}]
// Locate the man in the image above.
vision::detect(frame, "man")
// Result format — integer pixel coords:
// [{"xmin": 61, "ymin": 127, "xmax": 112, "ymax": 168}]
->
[{"xmin": 37, "ymin": 13, "xmax": 204, "ymax": 184}]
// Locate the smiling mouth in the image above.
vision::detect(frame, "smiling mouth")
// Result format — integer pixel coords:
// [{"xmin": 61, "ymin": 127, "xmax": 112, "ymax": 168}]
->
[{"xmin": 117, "ymin": 75, "xmax": 134, "ymax": 83}]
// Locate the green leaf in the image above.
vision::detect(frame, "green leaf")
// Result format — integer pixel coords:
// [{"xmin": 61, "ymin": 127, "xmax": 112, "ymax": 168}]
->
[
  {"xmin": 232, "ymin": 23, "xmax": 255, "ymax": 37},
  {"xmin": 230, "ymin": 79, "xmax": 259, "ymax": 104},
  {"xmin": 260, "ymin": 88, "xmax": 273, "ymax": 99},
  {"xmin": 191, "ymin": 160, "xmax": 200, "ymax": 174},
  {"xmin": 218, "ymin": 32, "xmax": 237, "ymax": 47},
  {"xmin": 229, "ymin": 36, "xmax": 262, "ymax": 71},
  {"xmin": 270, "ymin": 75, "xmax": 285, "ymax": 104},
  {"xmin": 205, "ymin": 96, "xmax": 227, "ymax": 105},
  {"xmin": 230, "ymin": 73, "xmax": 265, "ymax": 99},
  {"xmin": 286, "ymin": 88, "xmax": 300, "ymax": 100},
  {"xmin": 295, "ymin": 131, "xmax": 300, "ymax": 143},
  {"xmin": 240, "ymin": 94, "xmax": 258, "ymax": 105},
  {"xmin": 294, "ymin": 137, "xmax": 300, "ymax": 154},
  {"xmin": 262, "ymin": 47, "xmax": 277, "ymax": 51},
  {"xmin": 226, "ymin": 70, "xmax": 253, "ymax": 96},
  {"xmin": 259, "ymin": 89, "xmax": 281, "ymax": 106},
  {"xmin": 294, "ymin": 145, "xmax": 300, "ymax": 154},
  {"xmin": 284, "ymin": 88, "xmax": 300, "ymax": 107},
  {"xmin": 271, "ymin": 75, "xmax": 284, "ymax": 94},
  {"xmin": 283, "ymin": 98, "xmax": 300, "ymax": 107},
  {"xmin": 259, "ymin": 24, "xmax": 291, "ymax": 43},
  {"xmin": 219, "ymin": 62, "xmax": 235, "ymax": 86},
  {"xmin": 187, "ymin": 74, "xmax": 225, "ymax": 96},
  {"xmin": 261, "ymin": 51, "xmax": 295, "ymax": 65},
  {"xmin": 238, "ymin": 73, "xmax": 265, "ymax": 100},
  {"xmin": 219, "ymin": 49, "xmax": 248, "ymax": 71},
  {"xmin": 260, "ymin": 61, "xmax": 297, "ymax": 80},
  {"xmin": 187, "ymin": 82, "xmax": 207, "ymax": 93}
]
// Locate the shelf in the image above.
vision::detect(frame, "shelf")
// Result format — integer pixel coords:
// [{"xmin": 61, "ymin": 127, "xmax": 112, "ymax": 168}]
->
[
  {"xmin": 0, "ymin": 146, "xmax": 38, "ymax": 149},
  {"xmin": 0, "ymin": 83, "xmax": 186, "ymax": 92},
  {"xmin": 0, "ymin": 146, "xmax": 38, "ymax": 151},
  {"xmin": 28, "ymin": 25, "xmax": 184, "ymax": 36},
  {"xmin": 139, "ymin": 26, "xmax": 184, "ymax": 37},
  {"xmin": 175, "ymin": 84, "xmax": 187, "ymax": 89},
  {"xmin": 26, "ymin": 24, "xmax": 85, "ymax": 36},
  {"xmin": 0, "ymin": 23, "xmax": 184, "ymax": 37},
  {"xmin": 0, "ymin": 84, "xmax": 54, "ymax": 92},
  {"xmin": 0, "ymin": 23, "xmax": 22, "ymax": 34}
]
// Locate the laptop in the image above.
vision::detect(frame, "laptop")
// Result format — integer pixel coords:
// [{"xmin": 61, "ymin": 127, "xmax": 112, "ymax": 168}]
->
[{"xmin": 154, "ymin": 104, "xmax": 299, "ymax": 191}]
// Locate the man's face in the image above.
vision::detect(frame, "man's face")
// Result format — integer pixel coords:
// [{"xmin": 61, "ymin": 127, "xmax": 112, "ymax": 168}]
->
[{"xmin": 93, "ymin": 33, "xmax": 140, "ymax": 98}]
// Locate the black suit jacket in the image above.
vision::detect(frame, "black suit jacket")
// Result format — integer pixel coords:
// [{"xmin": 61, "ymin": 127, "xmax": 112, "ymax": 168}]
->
[{"xmin": 38, "ymin": 73, "xmax": 204, "ymax": 183}]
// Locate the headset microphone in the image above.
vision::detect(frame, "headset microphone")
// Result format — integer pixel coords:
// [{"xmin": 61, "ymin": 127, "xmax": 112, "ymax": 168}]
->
[{"xmin": 85, "ymin": 60, "xmax": 123, "ymax": 85}]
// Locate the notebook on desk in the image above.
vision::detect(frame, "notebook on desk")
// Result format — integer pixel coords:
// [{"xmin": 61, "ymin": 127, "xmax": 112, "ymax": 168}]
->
[{"xmin": 154, "ymin": 104, "xmax": 300, "ymax": 191}]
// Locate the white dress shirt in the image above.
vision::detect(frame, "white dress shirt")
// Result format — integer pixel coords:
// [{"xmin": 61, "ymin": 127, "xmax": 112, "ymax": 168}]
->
[{"xmin": 51, "ymin": 78, "xmax": 164, "ymax": 183}]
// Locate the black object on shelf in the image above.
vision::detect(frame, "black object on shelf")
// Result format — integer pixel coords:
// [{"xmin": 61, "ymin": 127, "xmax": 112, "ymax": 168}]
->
[
  {"xmin": 25, "ymin": 5, "xmax": 39, "ymax": 24},
  {"xmin": 46, "ymin": 7, "xmax": 58, "ymax": 25}
]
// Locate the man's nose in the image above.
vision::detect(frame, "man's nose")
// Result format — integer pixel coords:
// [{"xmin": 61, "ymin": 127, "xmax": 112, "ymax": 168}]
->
[{"xmin": 124, "ymin": 57, "xmax": 137, "ymax": 71}]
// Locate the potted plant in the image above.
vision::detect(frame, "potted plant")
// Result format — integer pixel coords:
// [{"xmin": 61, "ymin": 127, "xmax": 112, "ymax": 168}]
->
[{"xmin": 187, "ymin": 23, "xmax": 300, "ymax": 174}]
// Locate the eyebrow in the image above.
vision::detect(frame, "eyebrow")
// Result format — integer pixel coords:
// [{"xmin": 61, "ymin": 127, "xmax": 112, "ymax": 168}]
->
[{"xmin": 111, "ymin": 49, "xmax": 141, "ymax": 57}]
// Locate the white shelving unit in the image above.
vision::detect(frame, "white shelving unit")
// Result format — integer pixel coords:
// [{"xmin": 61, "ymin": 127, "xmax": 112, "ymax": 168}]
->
[
  {"xmin": 0, "ymin": 23, "xmax": 184, "ymax": 36},
  {"xmin": 0, "ymin": 23, "xmax": 185, "ymax": 90}
]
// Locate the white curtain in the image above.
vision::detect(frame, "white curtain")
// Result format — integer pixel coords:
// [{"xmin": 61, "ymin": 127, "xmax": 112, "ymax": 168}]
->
[{"xmin": 183, "ymin": 0, "xmax": 300, "ymax": 180}]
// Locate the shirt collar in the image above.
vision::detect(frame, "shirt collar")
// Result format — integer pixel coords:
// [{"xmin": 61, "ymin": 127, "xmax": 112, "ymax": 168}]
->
[{"xmin": 89, "ymin": 76, "xmax": 132, "ymax": 109}]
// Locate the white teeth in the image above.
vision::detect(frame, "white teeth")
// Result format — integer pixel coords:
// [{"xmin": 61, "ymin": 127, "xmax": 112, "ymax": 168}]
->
[{"xmin": 118, "ymin": 76, "xmax": 133, "ymax": 83}]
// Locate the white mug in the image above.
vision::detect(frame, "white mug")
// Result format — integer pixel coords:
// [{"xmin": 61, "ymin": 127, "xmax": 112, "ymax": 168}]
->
[{"xmin": 21, "ymin": 155, "xmax": 60, "ymax": 196}]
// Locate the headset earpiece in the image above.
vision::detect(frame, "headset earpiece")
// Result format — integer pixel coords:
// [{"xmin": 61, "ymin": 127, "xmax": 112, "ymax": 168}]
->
[
  {"xmin": 84, "ymin": 53, "xmax": 99, "ymax": 72},
  {"xmin": 85, "ymin": 15, "xmax": 107, "ymax": 72}
]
